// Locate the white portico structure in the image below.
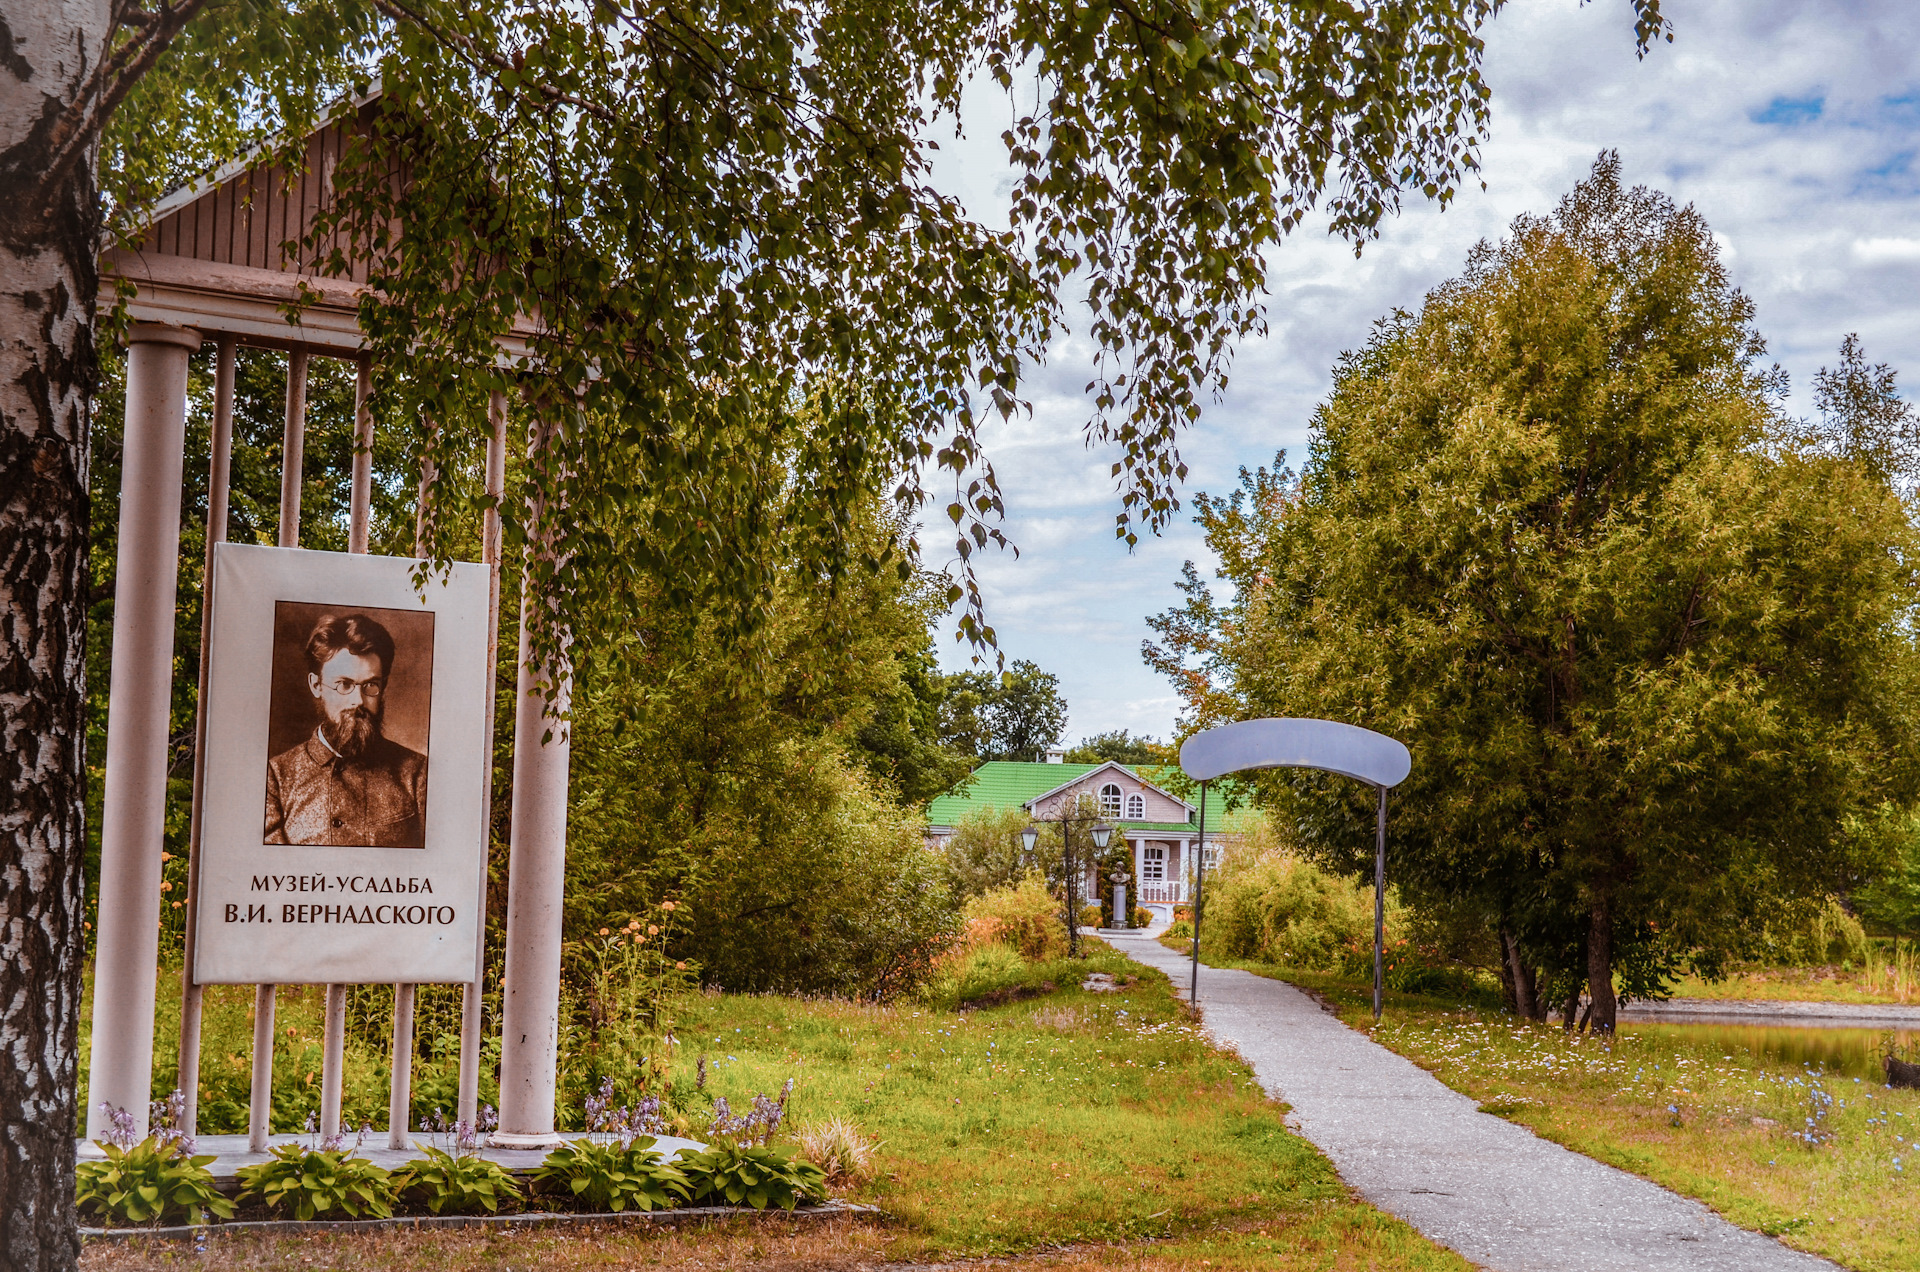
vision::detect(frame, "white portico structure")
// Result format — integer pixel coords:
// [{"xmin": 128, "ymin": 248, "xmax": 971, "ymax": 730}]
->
[{"xmin": 85, "ymin": 89, "xmax": 576, "ymax": 1152}]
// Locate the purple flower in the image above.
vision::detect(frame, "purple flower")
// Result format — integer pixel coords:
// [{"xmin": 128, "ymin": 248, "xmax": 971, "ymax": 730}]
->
[{"xmin": 98, "ymin": 1103, "xmax": 140, "ymax": 1151}]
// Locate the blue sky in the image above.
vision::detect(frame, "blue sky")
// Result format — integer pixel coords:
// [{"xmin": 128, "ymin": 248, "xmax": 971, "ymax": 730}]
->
[{"xmin": 919, "ymin": 0, "xmax": 1920, "ymax": 744}]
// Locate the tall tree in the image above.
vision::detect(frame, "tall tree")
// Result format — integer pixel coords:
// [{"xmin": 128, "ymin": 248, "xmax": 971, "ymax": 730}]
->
[
  {"xmin": 1150, "ymin": 155, "xmax": 1920, "ymax": 1033},
  {"xmin": 1065, "ymin": 729, "xmax": 1168, "ymax": 767},
  {"xmin": 2, "ymin": 0, "xmax": 1669, "ymax": 1259},
  {"xmin": 940, "ymin": 659, "xmax": 1068, "ymax": 762}
]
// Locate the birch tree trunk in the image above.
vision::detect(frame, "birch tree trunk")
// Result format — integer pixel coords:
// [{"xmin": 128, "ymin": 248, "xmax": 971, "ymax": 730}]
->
[{"xmin": 0, "ymin": 0, "xmax": 108, "ymax": 1265}]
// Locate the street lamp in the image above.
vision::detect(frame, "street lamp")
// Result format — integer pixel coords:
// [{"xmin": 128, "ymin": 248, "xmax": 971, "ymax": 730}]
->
[{"xmin": 1024, "ymin": 813, "xmax": 1113, "ymax": 957}]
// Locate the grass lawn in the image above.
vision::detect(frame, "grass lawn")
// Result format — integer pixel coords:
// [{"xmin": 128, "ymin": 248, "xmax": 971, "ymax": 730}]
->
[
  {"xmin": 1228, "ymin": 961, "xmax": 1920, "ymax": 1272},
  {"xmin": 83, "ymin": 941, "xmax": 1470, "ymax": 1271}
]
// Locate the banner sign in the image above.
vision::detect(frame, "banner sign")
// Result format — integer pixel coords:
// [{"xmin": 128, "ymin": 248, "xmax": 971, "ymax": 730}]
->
[{"xmin": 192, "ymin": 543, "xmax": 491, "ymax": 984}]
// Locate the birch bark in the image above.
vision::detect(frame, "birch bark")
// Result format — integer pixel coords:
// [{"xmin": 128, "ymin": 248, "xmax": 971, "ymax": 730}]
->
[{"xmin": 1, "ymin": 0, "xmax": 109, "ymax": 1265}]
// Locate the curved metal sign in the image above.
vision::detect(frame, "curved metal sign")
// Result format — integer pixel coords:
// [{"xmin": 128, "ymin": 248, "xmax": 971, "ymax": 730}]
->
[{"xmin": 1179, "ymin": 717, "xmax": 1411, "ymax": 788}]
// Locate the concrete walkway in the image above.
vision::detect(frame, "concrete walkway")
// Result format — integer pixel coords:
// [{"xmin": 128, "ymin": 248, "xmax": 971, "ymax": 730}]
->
[
  {"xmin": 1107, "ymin": 933, "xmax": 1839, "ymax": 1272},
  {"xmin": 1619, "ymin": 997, "xmax": 1920, "ymax": 1029}
]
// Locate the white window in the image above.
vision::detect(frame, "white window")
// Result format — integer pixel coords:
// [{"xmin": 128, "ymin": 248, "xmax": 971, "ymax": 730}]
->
[
  {"xmin": 1141, "ymin": 845, "xmax": 1166, "ymax": 880},
  {"xmin": 1099, "ymin": 782, "xmax": 1123, "ymax": 817},
  {"xmin": 1125, "ymin": 793, "xmax": 1145, "ymax": 820},
  {"xmin": 1202, "ymin": 842, "xmax": 1222, "ymax": 868}
]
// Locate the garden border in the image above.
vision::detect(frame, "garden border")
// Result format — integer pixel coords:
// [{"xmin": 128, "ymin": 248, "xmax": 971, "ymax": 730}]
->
[{"xmin": 79, "ymin": 1198, "xmax": 879, "ymax": 1242}]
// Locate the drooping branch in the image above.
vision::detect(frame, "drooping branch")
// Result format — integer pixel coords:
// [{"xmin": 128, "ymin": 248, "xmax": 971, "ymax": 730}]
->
[{"xmin": 3, "ymin": 0, "xmax": 209, "ymax": 238}]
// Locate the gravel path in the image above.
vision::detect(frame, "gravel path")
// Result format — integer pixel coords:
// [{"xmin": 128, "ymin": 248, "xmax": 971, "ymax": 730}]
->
[{"xmin": 1107, "ymin": 933, "xmax": 1840, "ymax": 1272}]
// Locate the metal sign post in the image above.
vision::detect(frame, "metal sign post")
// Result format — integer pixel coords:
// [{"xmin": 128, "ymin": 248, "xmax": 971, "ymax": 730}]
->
[
  {"xmin": 1178, "ymin": 718, "xmax": 1411, "ymax": 1020},
  {"xmin": 1190, "ymin": 781, "xmax": 1208, "ymax": 1006}
]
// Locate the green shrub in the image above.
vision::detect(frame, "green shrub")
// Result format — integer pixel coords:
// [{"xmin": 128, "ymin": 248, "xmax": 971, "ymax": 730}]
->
[
  {"xmin": 673, "ymin": 1144, "xmax": 827, "ymax": 1210},
  {"xmin": 235, "ymin": 1145, "xmax": 394, "ymax": 1220},
  {"xmin": 942, "ymin": 804, "xmax": 1049, "ymax": 898},
  {"xmin": 1205, "ymin": 849, "xmax": 1395, "ymax": 971},
  {"xmin": 964, "ymin": 874, "xmax": 1067, "ymax": 961},
  {"xmin": 1079, "ymin": 903, "xmax": 1104, "ymax": 928},
  {"xmin": 1166, "ymin": 919, "xmax": 1194, "ymax": 940},
  {"xmin": 1130, "ymin": 906, "xmax": 1153, "ymax": 928},
  {"xmin": 531, "ymin": 1138, "xmax": 690, "ymax": 1212},
  {"xmin": 75, "ymin": 1139, "xmax": 234, "ymax": 1227},
  {"xmin": 678, "ymin": 747, "xmax": 961, "ymax": 1000},
  {"xmin": 391, "ymin": 1145, "xmax": 521, "ymax": 1215}
]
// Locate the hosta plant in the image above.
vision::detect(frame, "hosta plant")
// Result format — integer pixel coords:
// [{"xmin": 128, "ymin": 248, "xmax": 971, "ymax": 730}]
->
[
  {"xmin": 75, "ymin": 1139, "xmax": 235, "ymax": 1226},
  {"xmin": 674, "ymin": 1144, "xmax": 828, "ymax": 1211},
  {"xmin": 391, "ymin": 1145, "xmax": 522, "ymax": 1215},
  {"xmin": 532, "ymin": 1138, "xmax": 690, "ymax": 1212},
  {"xmin": 235, "ymin": 1145, "xmax": 394, "ymax": 1220}
]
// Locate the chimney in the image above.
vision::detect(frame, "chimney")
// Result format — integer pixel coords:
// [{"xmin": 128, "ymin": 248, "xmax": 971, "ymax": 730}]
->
[{"xmin": 1045, "ymin": 748, "xmax": 1065, "ymax": 763}]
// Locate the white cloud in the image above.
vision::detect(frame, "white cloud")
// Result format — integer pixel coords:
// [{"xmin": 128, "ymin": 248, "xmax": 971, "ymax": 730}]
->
[{"xmin": 923, "ymin": 0, "xmax": 1920, "ymax": 741}]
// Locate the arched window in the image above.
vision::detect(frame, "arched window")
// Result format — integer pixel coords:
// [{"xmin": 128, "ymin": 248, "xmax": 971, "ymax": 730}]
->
[
  {"xmin": 1125, "ymin": 793, "xmax": 1145, "ymax": 820},
  {"xmin": 1099, "ymin": 783, "xmax": 1123, "ymax": 817}
]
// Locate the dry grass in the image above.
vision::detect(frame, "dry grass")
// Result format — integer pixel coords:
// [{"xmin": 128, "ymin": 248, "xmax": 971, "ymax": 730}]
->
[
  {"xmin": 82, "ymin": 1202, "xmax": 1470, "ymax": 1271},
  {"xmin": 796, "ymin": 1116, "xmax": 877, "ymax": 1185},
  {"xmin": 1668, "ymin": 942, "xmax": 1920, "ymax": 1005}
]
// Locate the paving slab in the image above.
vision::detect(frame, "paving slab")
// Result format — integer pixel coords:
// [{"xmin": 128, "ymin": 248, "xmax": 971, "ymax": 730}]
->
[
  {"xmin": 1106, "ymin": 933, "xmax": 1840, "ymax": 1272},
  {"xmin": 1619, "ymin": 998, "xmax": 1920, "ymax": 1029}
]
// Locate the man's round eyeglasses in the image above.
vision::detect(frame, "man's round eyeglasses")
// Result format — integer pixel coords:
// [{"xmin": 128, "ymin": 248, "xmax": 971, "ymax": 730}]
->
[{"xmin": 326, "ymin": 677, "xmax": 388, "ymax": 697}]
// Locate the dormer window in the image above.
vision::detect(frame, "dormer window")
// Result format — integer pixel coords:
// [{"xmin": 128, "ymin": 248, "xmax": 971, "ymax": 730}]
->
[
  {"xmin": 1099, "ymin": 783, "xmax": 1122, "ymax": 817},
  {"xmin": 1125, "ymin": 793, "xmax": 1144, "ymax": 820}
]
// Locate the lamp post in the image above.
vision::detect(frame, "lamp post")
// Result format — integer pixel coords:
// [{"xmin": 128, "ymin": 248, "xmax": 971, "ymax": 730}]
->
[{"xmin": 1023, "ymin": 811, "xmax": 1112, "ymax": 957}]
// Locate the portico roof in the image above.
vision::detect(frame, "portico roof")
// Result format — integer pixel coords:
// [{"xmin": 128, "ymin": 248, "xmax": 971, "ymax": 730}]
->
[{"xmin": 102, "ymin": 85, "xmax": 539, "ymax": 359}]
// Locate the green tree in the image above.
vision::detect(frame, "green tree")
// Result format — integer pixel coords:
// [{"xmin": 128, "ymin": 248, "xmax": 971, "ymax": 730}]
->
[
  {"xmin": 938, "ymin": 660, "xmax": 1069, "ymax": 761},
  {"xmin": 1066, "ymin": 729, "xmax": 1167, "ymax": 767},
  {"xmin": 1807, "ymin": 334, "xmax": 1920, "ymax": 488},
  {"xmin": 1150, "ymin": 155, "xmax": 1920, "ymax": 1032},
  {"xmin": 942, "ymin": 804, "xmax": 1048, "ymax": 900}
]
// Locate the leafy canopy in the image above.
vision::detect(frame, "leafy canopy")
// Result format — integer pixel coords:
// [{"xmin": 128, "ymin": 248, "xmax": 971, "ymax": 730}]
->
[
  {"xmin": 1150, "ymin": 154, "xmax": 1920, "ymax": 1005},
  {"xmin": 101, "ymin": 0, "xmax": 1672, "ymax": 670}
]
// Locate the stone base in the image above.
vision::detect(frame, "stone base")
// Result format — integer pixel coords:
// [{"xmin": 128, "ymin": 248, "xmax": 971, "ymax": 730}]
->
[{"xmin": 484, "ymin": 1130, "xmax": 569, "ymax": 1151}]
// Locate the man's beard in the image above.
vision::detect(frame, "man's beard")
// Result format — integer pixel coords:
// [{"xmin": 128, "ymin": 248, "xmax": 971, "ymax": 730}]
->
[{"xmin": 322, "ymin": 706, "xmax": 381, "ymax": 759}]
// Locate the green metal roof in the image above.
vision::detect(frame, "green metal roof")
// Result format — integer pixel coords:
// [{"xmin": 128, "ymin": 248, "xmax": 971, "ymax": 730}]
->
[{"xmin": 925, "ymin": 760, "xmax": 1198, "ymax": 833}]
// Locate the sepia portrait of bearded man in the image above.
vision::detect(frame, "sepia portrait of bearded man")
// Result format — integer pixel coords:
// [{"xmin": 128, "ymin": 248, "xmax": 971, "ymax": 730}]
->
[{"xmin": 264, "ymin": 612, "xmax": 428, "ymax": 846}]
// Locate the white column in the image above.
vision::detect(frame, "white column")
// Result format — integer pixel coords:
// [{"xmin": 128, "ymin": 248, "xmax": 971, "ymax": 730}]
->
[
  {"xmin": 318, "ymin": 982, "xmax": 346, "ymax": 1139},
  {"xmin": 348, "ymin": 355, "xmax": 373, "ymax": 554},
  {"xmin": 387, "ymin": 983, "xmax": 415, "ymax": 1149},
  {"xmin": 457, "ymin": 390, "xmax": 510, "ymax": 1130},
  {"xmin": 177, "ymin": 334, "xmax": 236, "ymax": 1137},
  {"xmin": 493, "ymin": 411, "xmax": 572, "ymax": 1149},
  {"xmin": 492, "ymin": 604, "xmax": 571, "ymax": 1147},
  {"xmin": 247, "ymin": 985, "xmax": 275, "ymax": 1151},
  {"xmin": 86, "ymin": 323, "xmax": 201, "ymax": 1142},
  {"xmin": 1178, "ymin": 837, "xmax": 1190, "ymax": 903}
]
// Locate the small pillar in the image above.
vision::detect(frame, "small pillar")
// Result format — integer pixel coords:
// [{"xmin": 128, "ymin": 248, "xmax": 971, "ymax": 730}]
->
[
  {"xmin": 86, "ymin": 323, "xmax": 201, "ymax": 1141},
  {"xmin": 491, "ymin": 603, "xmax": 572, "ymax": 1148}
]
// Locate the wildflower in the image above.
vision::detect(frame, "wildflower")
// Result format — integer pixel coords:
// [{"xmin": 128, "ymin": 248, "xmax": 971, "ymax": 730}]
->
[
  {"xmin": 648, "ymin": 925, "xmax": 659, "ymax": 936},
  {"xmin": 661, "ymin": 901, "xmax": 676, "ymax": 912},
  {"xmin": 598, "ymin": 927, "xmax": 609, "ymax": 936}
]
